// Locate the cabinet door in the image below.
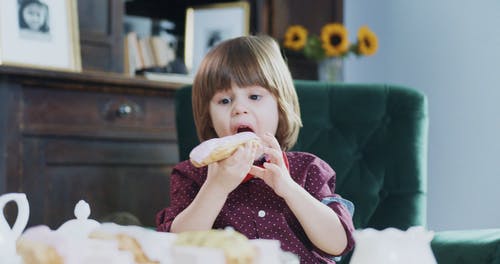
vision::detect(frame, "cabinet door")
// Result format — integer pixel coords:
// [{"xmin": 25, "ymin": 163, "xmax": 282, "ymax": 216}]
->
[
  {"xmin": 23, "ymin": 137, "xmax": 174, "ymax": 228},
  {"xmin": 265, "ymin": 0, "xmax": 343, "ymax": 38},
  {"xmin": 77, "ymin": 0, "xmax": 124, "ymax": 73}
]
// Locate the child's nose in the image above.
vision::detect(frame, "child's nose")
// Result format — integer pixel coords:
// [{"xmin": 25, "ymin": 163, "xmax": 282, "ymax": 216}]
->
[{"xmin": 231, "ymin": 101, "xmax": 249, "ymax": 116}]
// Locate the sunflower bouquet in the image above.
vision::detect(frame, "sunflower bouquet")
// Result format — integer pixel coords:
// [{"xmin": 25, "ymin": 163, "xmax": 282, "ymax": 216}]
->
[{"xmin": 283, "ymin": 23, "xmax": 378, "ymax": 61}]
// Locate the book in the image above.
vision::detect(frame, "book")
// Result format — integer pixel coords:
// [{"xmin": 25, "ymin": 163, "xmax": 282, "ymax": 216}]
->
[
  {"xmin": 149, "ymin": 36, "xmax": 175, "ymax": 67},
  {"xmin": 143, "ymin": 72, "xmax": 193, "ymax": 86},
  {"xmin": 124, "ymin": 32, "xmax": 144, "ymax": 75},
  {"xmin": 138, "ymin": 38, "xmax": 155, "ymax": 69}
]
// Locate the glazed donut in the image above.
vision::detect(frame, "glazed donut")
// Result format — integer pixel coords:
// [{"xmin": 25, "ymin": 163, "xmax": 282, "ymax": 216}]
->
[{"xmin": 189, "ymin": 132, "xmax": 261, "ymax": 168}]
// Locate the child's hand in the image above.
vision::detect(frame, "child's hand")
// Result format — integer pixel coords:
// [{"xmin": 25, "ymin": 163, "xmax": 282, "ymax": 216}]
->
[
  {"xmin": 249, "ymin": 133, "xmax": 296, "ymax": 197},
  {"xmin": 205, "ymin": 141, "xmax": 258, "ymax": 194}
]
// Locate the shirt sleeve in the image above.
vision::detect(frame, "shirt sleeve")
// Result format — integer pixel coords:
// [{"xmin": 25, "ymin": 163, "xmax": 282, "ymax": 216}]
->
[
  {"xmin": 156, "ymin": 162, "xmax": 201, "ymax": 232},
  {"xmin": 303, "ymin": 155, "xmax": 356, "ymax": 258}
]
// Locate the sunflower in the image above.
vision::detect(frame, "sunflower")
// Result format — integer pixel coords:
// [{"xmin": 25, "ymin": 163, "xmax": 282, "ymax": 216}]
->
[
  {"xmin": 356, "ymin": 26, "xmax": 378, "ymax": 56},
  {"xmin": 320, "ymin": 23, "xmax": 350, "ymax": 57},
  {"xmin": 283, "ymin": 25, "xmax": 308, "ymax": 51},
  {"xmin": 281, "ymin": 23, "xmax": 378, "ymax": 61}
]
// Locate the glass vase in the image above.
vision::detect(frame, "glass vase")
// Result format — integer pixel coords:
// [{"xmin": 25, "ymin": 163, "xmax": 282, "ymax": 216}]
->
[{"xmin": 318, "ymin": 57, "xmax": 344, "ymax": 82}]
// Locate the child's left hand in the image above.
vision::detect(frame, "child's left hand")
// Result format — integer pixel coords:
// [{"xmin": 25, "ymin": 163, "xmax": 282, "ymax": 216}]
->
[{"xmin": 249, "ymin": 133, "xmax": 297, "ymax": 197}]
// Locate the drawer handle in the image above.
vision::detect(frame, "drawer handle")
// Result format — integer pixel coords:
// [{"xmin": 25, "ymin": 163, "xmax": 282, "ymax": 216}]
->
[
  {"xmin": 102, "ymin": 99, "xmax": 142, "ymax": 120},
  {"xmin": 116, "ymin": 104, "xmax": 133, "ymax": 117}
]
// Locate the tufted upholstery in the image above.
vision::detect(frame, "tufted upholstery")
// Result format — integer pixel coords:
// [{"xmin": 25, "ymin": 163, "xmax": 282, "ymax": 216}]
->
[
  {"xmin": 292, "ymin": 80, "xmax": 428, "ymax": 230},
  {"xmin": 174, "ymin": 80, "xmax": 500, "ymax": 263}
]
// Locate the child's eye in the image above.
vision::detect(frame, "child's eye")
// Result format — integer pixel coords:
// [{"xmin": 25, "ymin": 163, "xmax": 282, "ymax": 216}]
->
[
  {"xmin": 219, "ymin": 98, "xmax": 231, "ymax": 104},
  {"xmin": 249, "ymin": 94, "xmax": 261, "ymax": 100}
]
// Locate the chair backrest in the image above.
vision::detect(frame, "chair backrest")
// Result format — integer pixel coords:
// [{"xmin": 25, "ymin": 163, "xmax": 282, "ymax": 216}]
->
[{"xmin": 174, "ymin": 80, "xmax": 428, "ymax": 230}]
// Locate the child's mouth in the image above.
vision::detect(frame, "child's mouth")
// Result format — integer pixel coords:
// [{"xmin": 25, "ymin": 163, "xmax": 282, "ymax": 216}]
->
[{"xmin": 236, "ymin": 126, "xmax": 254, "ymax": 133}]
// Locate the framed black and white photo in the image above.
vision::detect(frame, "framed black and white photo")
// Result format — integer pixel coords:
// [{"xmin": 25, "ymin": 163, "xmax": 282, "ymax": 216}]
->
[
  {"xmin": 0, "ymin": 0, "xmax": 81, "ymax": 71},
  {"xmin": 185, "ymin": 2, "xmax": 249, "ymax": 75}
]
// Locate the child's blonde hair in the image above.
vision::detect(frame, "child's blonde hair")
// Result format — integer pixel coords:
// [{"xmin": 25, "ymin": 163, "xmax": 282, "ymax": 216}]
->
[{"xmin": 192, "ymin": 35, "xmax": 302, "ymax": 150}]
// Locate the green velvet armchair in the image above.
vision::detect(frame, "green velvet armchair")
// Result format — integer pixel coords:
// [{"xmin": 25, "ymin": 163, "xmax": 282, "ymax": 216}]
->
[{"xmin": 174, "ymin": 80, "xmax": 500, "ymax": 263}]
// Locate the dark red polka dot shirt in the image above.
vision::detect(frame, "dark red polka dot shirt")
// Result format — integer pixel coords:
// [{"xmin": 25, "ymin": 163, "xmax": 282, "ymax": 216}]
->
[{"xmin": 156, "ymin": 151, "xmax": 355, "ymax": 263}]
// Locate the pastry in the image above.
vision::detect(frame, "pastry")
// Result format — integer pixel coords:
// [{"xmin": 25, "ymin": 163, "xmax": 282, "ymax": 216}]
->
[
  {"xmin": 173, "ymin": 229, "xmax": 256, "ymax": 264},
  {"xmin": 89, "ymin": 223, "xmax": 176, "ymax": 264},
  {"xmin": 16, "ymin": 224, "xmax": 289, "ymax": 264},
  {"xmin": 16, "ymin": 225, "xmax": 136, "ymax": 264},
  {"xmin": 189, "ymin": 132, "xmax": 262, "ymax": 167},
  {"xmin": 89, "ymin": 231, "xmax": 155, "ymax": 263},
  {"xmin": 16, "ymin": 229, "xmax": 64, "ymax": 264},
  {"xmin": 13, "ymin": 191, "xmax": 290, "ymax": 264}
]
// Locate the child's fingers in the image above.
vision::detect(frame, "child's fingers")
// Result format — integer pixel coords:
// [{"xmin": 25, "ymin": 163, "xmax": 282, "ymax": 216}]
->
[
  {"xmin": 262, "ymin": 162, "xmax": 281, "ymax": 175},
  {"xmin": 259, "ymin": 132, "xmax": 286, "ymax": 166},
  {"xmin": 249, "ymin": 165, "xmax": 265, "ymax": 178},
  {"xmin": 261, "ymin": 146, "xmax": 283, "ymax": 167},
  {"xmin": 261, "ymin": 132, "xmax": 281, "ymax": 151},
  {"xmin": 232, "ymin": 143, "xmax": 257, "ymax": 163},
  {"xmin": 246, "ymin": 142, "xmax": 259, "ymax": 163}
]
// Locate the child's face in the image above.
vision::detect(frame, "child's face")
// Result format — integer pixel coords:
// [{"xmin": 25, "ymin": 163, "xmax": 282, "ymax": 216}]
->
[
  {"xmin": 23, "ymin": 3, "xmax": 47, "ymax": 31},
  {"xmin": 209, "ymin": 84, "xmax": 279, "ymax": 138}
]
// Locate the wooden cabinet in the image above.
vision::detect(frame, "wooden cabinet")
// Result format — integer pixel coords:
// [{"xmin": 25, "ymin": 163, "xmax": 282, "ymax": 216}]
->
[
  {"xmin": 77, "ymin": 0, "xmax": 124, "ymax": 73},
  {"xmin": 0, "ymin": 66, "xmax": 182, "ymax": 228}
]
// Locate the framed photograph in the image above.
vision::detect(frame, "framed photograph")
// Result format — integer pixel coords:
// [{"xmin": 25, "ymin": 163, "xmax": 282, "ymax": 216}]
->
[
  {"xmin": 0, "ymin": 0, "xmax": 81, "ymax": 72},
  {"xmin": 185, "ymin": 1, "xmax": 249, "ymax": 75}
]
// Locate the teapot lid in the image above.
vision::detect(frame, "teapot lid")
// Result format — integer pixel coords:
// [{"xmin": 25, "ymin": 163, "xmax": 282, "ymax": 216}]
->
[{"xmin": 56, "ymin": 200, "xmax": 100, "ymax": 239}]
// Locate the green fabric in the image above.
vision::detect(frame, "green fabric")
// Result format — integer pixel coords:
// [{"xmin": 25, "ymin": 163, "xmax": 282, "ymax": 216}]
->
[
  {"xmin": 292, "ymin": 80, "xmax": 428, "ymax": 230},
  {"xmin": 175, "ymin": 86, "xmax": 199, "ymax": 159},
  {"xmin": 174, "ymin": 81, "xmax": 500, "ymax": 264},
  {"xmin": 432, "ymin": 229, "xmax": 500, "ymax": 264}
]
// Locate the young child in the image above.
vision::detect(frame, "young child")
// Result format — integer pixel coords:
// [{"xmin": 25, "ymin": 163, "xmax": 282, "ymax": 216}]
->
[{"xmin": 156, "ymin": 35, "xmax": 355, "ymax": 263}]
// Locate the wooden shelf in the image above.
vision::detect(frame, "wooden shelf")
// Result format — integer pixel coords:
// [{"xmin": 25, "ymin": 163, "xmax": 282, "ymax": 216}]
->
[{"xmin": 0, "ymin": 66, "xmax": 188, "ymax": 91}]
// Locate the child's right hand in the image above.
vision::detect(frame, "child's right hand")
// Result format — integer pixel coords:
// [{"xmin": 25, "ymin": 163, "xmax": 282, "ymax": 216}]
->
[{"xmin": 204, "ymin": 141, "xmax": 259, "ymax": 194}]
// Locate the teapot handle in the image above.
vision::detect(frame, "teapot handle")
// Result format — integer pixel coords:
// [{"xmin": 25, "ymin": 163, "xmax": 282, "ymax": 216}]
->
[{"xmin": 0, "ymin": 193, "xmax": 30, "ymax": 239}]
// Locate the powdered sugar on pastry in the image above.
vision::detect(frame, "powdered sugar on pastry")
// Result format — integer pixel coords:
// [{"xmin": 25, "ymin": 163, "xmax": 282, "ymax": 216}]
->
[
  {"xmin": 90, "ymin": 223, "xmax": 176, "ymax": 263},
  {"xmin": 189, "ymin": 132, "xmax": 262, "ymax": 167},
  {"xmin": 17, "ymin": 225, "xmax": 135, "ymax": 264},
  {"xmin": 173, "ymin": 229, "xmax": 256, "ymax": 264}
]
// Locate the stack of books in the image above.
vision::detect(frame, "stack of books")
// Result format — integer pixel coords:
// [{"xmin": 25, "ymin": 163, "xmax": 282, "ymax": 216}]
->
[{"xmin": 124, "ymin": 32, "xmax": 176, "ymax": 75}]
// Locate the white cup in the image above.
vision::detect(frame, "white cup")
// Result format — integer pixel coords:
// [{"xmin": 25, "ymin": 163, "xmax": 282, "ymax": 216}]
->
[{"xmin": 0, "ymin": 192, "xmax": 30, "ymax": 262}]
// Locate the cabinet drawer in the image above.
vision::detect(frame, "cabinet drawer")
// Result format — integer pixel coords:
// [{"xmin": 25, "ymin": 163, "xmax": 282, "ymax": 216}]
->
[{"xmin": 21, "ymin": 86, "xmax": 176, "ymax": 140}]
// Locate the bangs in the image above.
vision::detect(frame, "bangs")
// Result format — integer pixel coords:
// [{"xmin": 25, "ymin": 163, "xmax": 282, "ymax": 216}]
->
[{"xmin": 195, "ymin": 38, "xmax": 276, "ymax": 99}]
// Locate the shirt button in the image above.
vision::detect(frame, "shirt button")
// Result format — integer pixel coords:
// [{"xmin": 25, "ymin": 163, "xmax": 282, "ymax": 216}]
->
[{"xmin": 258, "ymin": 210, "xmax": 266, "ymax": 218}]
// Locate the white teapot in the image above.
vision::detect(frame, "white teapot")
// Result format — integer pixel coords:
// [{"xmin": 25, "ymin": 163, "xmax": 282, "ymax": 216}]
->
[
  {"xmin": 0, "ymin": 193, "xmax": 30, "ymax": 263},
  {"xmin": 350, "ymin": 226, "xmax": 437, "ymax": 264}
]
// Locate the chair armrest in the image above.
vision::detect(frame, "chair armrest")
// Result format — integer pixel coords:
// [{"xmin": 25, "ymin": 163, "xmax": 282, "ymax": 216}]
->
[{"xmin": 431, "ymin": 229, "xmax": 500, "ymax": 264}]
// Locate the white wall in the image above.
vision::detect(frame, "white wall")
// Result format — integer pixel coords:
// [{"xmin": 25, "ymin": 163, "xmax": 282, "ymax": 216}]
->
[{"xmin": 344, "ymin": 0, "xmax": 500, "ymax": 231}]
